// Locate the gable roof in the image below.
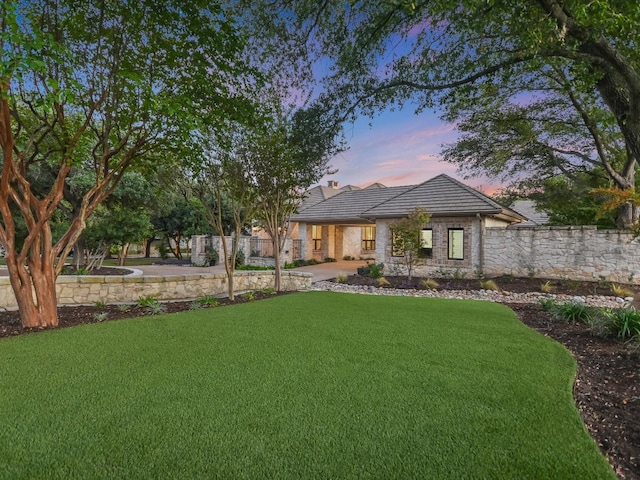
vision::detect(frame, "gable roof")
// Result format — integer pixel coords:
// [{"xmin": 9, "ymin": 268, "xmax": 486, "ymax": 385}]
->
[
  {"xmin": 362, "ymin": 174, "xmax": 524, "ymax": 222},
  {"xmin": 291, "ymin": 185, "xmax": 411, "ymax": 224}
]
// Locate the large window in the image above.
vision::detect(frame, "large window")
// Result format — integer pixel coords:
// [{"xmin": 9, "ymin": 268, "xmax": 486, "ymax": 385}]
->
[
  {"xmin": 419, "ymin": 228, "xmax": 433, "ymax": 258},
  {"xmin": 362, "ymin": 226, "xmax": 376, "ymax": 251},
  {"xmin": 312, "ymin": 225, "xmax": 322, "ymax": 251},
  {"xmin": 448, "ymin": 228, "xmax": 464, "ymax": 260}
]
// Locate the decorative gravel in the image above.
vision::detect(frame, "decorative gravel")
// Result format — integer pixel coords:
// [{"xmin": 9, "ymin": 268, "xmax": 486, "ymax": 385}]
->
[{"xmin": 311, "ymin": 281, "xmax": 628, "ymax": 309}]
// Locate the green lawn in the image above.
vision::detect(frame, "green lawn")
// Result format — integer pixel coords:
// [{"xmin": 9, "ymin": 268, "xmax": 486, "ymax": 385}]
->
[{"xmin": 0, "ymin": 292, "xmax": 615, "ymax": 479}]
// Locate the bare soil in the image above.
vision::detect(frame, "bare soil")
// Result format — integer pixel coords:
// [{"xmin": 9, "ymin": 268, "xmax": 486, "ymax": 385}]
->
[{"xmin": 0, "ymin": 276, "xmax": 637, "ymax": 479}]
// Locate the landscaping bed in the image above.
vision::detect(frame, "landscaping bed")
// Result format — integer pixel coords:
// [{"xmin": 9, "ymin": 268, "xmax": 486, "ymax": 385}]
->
[{"xmin": 0, "ymin": 277, "xmax": 637, "ymax": 479}]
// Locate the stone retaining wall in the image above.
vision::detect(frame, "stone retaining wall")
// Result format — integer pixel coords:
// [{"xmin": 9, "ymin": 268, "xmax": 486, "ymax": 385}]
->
[
  {"xmin": 0, "ymin": 271, "xmax": 312, "ymax": 310},
  {"xmin": 484, "ymin": 226, "xmax": 640, "ymax": 284}
]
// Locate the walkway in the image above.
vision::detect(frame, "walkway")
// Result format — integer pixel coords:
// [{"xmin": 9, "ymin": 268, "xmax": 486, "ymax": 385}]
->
[{"xmin": 132, "ymin": 259, "xmax": 367, "ymax": 283}]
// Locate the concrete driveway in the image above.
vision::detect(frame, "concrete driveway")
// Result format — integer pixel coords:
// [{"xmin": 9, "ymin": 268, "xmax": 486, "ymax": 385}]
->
[{"xmin": 122, "ymin": 259, "xmax": 367, "ymax": 283}]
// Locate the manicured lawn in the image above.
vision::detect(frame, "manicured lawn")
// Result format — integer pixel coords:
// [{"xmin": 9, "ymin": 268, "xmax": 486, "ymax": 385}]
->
[{"xmin": 0, "ymin": 292, "xmax": 615, "ymax": 479}]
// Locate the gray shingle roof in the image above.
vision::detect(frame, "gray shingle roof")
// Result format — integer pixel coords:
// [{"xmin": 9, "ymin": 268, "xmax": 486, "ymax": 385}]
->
[
  {"xmin": 291, "ymin": 174, "xmax": 524, "ymax": 223},
  {"xmin": 510, "ymin": 200, "xmax": 549, "ymax": 225},
  {"xmin": 291, "ymin": 185, "xmax": 411, "ymax": 223},
  {"xmin": 362, "ymin": 174, "xmax": 522, "ymax": 219},
  {"xmin": 297, "ymin": 184, "xmax": 360, "ymax": 212}
]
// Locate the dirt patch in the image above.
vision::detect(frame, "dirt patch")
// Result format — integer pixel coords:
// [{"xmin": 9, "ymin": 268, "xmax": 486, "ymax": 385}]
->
[{"xmin": 0, "ymin": 278, "xmax": 637, "ymax": 479}]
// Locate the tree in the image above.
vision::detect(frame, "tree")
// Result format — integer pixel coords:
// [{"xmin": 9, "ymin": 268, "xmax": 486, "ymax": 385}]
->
[
  {"xmin": 390, "ymin": 207, "xmax": 431, "ymax": 282},
  {"xmin": 249, "ymin": 101, "xmax": 343, "ymax": 291},
  {"xmin": 0, "ymin": 0, "xmax": 251, "ymax": 327},
  {"xmin": 191, "ymin": 125, "xmax": 258, "ymax": 301},
  {"xmin": 240, "ymin": 1, "xmax": 640, "ymax": 225}
]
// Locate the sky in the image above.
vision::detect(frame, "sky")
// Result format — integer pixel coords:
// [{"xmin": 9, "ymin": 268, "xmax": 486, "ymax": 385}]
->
[{"xmin": 318, "ymin": 105, "xmax": 500, "ymax": 194}]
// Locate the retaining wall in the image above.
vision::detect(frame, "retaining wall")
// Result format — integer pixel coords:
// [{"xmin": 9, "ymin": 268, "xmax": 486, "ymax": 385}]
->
[
  {"xmin": 484, "ymin": 226, "xmax": 640, "ymax": 284},
  {"xmin": 0, "ymin": 271, "xmax": 312, "ymax": 310}
]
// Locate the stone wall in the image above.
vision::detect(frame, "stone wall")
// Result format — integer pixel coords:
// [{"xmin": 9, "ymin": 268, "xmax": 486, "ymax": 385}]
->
[
  {"xmin": 0, "ymin": 271, "xmax": 312, "ymax": 310},
  {"xmin": 484, "ymin": 226, "xmax": 640, "ymax": 284}
]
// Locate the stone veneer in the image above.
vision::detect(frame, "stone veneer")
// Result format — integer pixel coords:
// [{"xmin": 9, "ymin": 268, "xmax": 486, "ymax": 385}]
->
[
  {"xmin": 0, "ymin": 271, "xmax": 312, "ymax": 310},
  {"xmin": 484, "ymin": 226, "xmax": 640, "ymax": 284}
]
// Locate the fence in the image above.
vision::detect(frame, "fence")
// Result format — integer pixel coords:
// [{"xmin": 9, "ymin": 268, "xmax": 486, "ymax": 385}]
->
[{"xmin": 249, "ymin": 238, "xmax": 274, "ymax": 258}]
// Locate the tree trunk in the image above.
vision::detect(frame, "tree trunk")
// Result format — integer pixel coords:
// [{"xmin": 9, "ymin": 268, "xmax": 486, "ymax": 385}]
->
[
  {"xmin": 118, "ymin": 243, "xmax": 130, "ymax": 266},
  {"xmin": 144, "ymin": 238, "xmax": 153, "ymax": 258},
  {"xmin": 6, "ymin": 255, "xmax": 59, "ymax": 328},
  {"xmin": 74, "ymin": 236, "xmax": 87, "ymax": 269},
  {"xmin": 273, "ymin": 236, "xmax": 282, "ymax": 291}
]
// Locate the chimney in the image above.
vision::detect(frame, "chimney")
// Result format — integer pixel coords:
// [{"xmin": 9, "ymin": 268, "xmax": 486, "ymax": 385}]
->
[{"xmin": 327, "ymin": 180, "xmax": 339, "ymax": 189}]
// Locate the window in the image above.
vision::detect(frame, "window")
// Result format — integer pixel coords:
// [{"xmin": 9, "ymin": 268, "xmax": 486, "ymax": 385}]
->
[
  {"xmin": 419, "ymin": 228, "xmax": 433, "ymax": 258},
  {"xmin": 312, "ymin": 225, "xmax": 322, "ymax": 251},
  {"xmin": 361, "ymin": 226, "xmax": 376, "ymax": 251},
  {"xmin": 448, "ymin": 228, "xmax": 464, "ymax": 260}
]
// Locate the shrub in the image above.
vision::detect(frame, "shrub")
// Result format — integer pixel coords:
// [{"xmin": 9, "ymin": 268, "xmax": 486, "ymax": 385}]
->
[
  {"xmin": 335, "ymin": 274, "xmax": 347, "ymax": 284},
  {"xmin": 75, "ymin": 267, "xmax": 90, "ymax": 276},
  {"xmin": 611, "ymin": 283, "xmax": 635, "ymax": 298},
  {"xmin": 237, "ymin": 265, "xmax": 275, "ymax": 271},
  {"xmin": 538, "ymin": 298, "xmax": 557, "ymax": 311},
  {"xmin": 324, "ymin": 257, "xmax": 337, "ymax": 262},
  {"xmin": 95, "ymin": 300, "xmax": 107, "ymax": 308},
  {"xmin": 93, "ymin": 312, "xmax": 108, "ymax": 322},
  {"xmin": 260, "ymin": 287, "xmax": 276, "ymax": 295},
  {"xmin": 553, "ymin": 302, "xmax": 592, "ymax": 323},
  {"xmin": 608, "ymin": 308, "xmax": 640, "ymax": 340},
  {"xmin": 368, "ymin": 263, "xmax": 384, "ymax": 279},
  {"xmin": 421, "ymin": 278, "xmax": 439, "ymax": 290},
  {"xmin": 137, "ymin": 295, "xmax": 159, "ymax": 308},
  {"xmin": 342, "ymin": 255, "xmax": 354, "ymax": 261},
  {"xmin": 540, "ymin": 280, "xmax": 555, "ymax": 293},
  {"xmin": 194, "ymin": 295, "xmax": 220, "ymax": 308},
  {"xmin": 377, "ymin": 277, "xmax": 390, "ymax": 287},
  {"xmin": 480, "ymin": 279, "xmax": 499, "ymax": 291},
  {"xmin": 117, "ymin": 304, "xmax": 130, "ymax": 312}
]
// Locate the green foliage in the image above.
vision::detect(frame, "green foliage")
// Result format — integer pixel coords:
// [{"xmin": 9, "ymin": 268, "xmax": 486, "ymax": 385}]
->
[
  {"xmin": 342, "ymin": 255, "xmax": 354, "ymax": 260},
  {"xmin": 553, "ymin": 303, "xmax": 592, "ymax": 323},
  {"xmin": 95, "ymin": 300, "xmax": 107, "ymax": 309},
  {"xmin": 236, "ymin": 265, "xmax": 274, "ymax": 271},
  {"xmin": 390, "ymin": 207, "xmax": 431, "ymax": 280},
  {"xmin": 192, "ymin": 296, "xmax": 221, "ymax": 309},
  {"xmin": 137, "ymin": 296, "xmax": 160, "ymax": 308},
  {"xmin": 92, "ymin": 312, "xmax": 108, "ymax": 322},
  {"xmin": 367, "ymin": 263, "xmax": 384, "ymax": 279},
  {"xmin": 607, "ymin": 309, "xmax": 640, "ymax": 340},
  {"xmin": 260, "ymin": 288, "xmax": 276, "ymax": 295},
  {"xmin": 324, "ymin": 257, "xmax": 336, "ymax": 262},
  {"xmin": 538, "ymin": 299, "xmax": 557, "ymax": 312}
]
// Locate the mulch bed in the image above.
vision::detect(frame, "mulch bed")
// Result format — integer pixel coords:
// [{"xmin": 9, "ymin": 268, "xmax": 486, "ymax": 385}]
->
[{"xmin": 0, "ymin": 276, "xmax": 637, "ymax": 479}]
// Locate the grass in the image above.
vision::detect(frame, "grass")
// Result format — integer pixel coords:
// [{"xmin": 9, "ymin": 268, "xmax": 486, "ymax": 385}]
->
[{"xmin": 0, "ymin": 293, "xmax": 615, "ymax": 479}]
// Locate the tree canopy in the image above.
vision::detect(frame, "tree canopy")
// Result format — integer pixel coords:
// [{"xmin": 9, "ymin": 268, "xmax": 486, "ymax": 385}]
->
[{"xmin": 241, "ymin": 1, "xmax": 640, "ymax": 225}]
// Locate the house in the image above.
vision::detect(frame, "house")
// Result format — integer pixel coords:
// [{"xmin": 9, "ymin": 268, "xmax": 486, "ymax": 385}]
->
[{"xmin": 290, "ymin": 174, "xmax": 526, "ymax": 276}]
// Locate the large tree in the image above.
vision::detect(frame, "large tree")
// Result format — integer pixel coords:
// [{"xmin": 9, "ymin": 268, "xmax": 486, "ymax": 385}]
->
[
  {"xmin": 0, "ymin": 0, "xmax": 251, "ymax": 327},
  {"xmin": 240, "ymin": 0, "xmax": 640, "ymax": 225},
  {"xmin": 250, "ymin": 101, "xmax": 343, "ymax": 291}
]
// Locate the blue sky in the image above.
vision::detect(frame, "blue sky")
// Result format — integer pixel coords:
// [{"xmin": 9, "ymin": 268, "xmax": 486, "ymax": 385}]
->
[{"xmin": 319, "ymin": 107, "xmax": 500, "ymax": 194}]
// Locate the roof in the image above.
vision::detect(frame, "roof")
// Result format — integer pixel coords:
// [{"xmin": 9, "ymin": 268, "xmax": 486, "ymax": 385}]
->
[
  {"xmin": 291, "ymin": 174, "xmax": 525, "ymax": 224},
  {"xmin": 510, "ymin": 200, "xmax": 549, "ymax": 226},
  {"xmin": 291, "ymin": 185, "xmax": 411, "ymax": 224},
  {"xmin": 297, "ymin": 184, "xmax": 360, "ymax": 212},
  {"xmin": 362, "ymin": 174, "xmax": 524, "ymax": 222}
]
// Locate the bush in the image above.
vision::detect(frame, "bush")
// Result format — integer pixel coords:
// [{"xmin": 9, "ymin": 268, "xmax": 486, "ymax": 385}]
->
[
  {"xmin": 342, "ymin": 255, "xmax": 354, "ymax": 261},
  {"xmin": 608, "ymin": 308, "xmax": 640, "ymax": 340},
  {"xmin": 553, "ymin": 302, "xmax": 592, "ymax": 323},
  {"xmin": 324, "ymin": 257, "xmax": 336, "ymax": 262},
  {"xmin": 611, "ymin": 283, "xmax": 635, "ymax": 298},
  {"xmin": 538, "ymin": 298, "xmax": 557, "ymax": 311},
  {"xmin": 368, "ymin": 263, "xmax": 384, "ymax": 279},
  {"xmin": 377, "ymin": 277, "xmax": 390, "ymax": 287},
  {"xmin": 540, "ymin": 280, "xmax": 555, "ymax": 293},
  {"xmin": 480, "ymin": 279, "xmax": 499, "ymax": 291},
  {"xmin": 335, "ymin": 274, "xmax": 347, "ymax": 283}
]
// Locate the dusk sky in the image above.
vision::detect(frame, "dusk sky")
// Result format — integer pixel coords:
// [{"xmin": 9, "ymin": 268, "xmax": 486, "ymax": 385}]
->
[{"xmin": 318, "ymin": 105, "xmax": 500, "ymax": 194}]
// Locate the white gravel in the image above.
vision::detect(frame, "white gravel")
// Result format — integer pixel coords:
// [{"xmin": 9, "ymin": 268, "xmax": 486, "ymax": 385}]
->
[{"xmin": 311, "ymin": 281, "xmax": 629, "ymax": 309}]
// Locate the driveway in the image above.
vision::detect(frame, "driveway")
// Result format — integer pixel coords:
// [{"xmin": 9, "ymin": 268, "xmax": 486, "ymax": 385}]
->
[{"xmin": 120, "ymin": 259, "xmax": 367, "ymax": 283}]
